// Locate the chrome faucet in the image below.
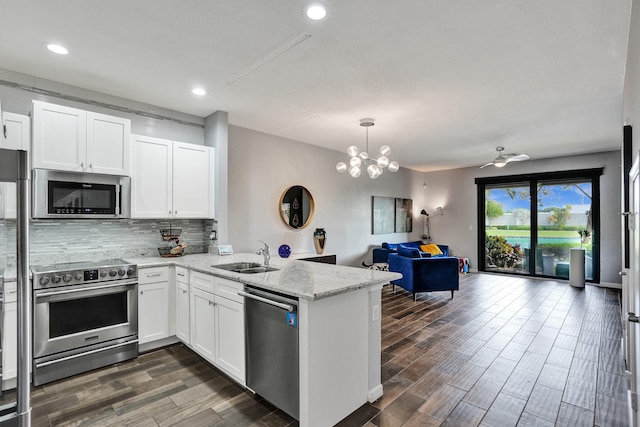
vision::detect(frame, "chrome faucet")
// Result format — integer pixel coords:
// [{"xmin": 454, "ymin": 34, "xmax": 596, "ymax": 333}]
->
[{"xmin": 257, "ymin": 240, "xmax": 270, "ymax": 266}]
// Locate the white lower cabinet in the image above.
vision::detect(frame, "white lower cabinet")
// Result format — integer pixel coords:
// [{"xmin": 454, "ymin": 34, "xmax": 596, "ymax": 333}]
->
[
  {"xmin": 138, "ymin": 267, "xmax": 170, "ymax": 345},
  {"xmin": 2, "ymin": 283, "xmax": 17, "ymax": 388},
  {"xmin": 176, "ymin": 281, "xmax": 190, "ymax": 344},
  {"xmin": 188, "ymin": 271, "xmax": 245, "ymax": 384},
  {"xmin": 190, "ymin": 287, "xmax": 216, "ymax": 362},
  {"xmin": 175, "ymin": 267, "xmax": 190, "ymax": 344},
  {"xmin": 215, "ymin": 294, "xmax": 245, "ymax": 382}
]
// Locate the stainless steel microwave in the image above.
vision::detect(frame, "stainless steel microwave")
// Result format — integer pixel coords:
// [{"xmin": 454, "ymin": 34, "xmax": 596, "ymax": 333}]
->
[{"xmin": 32, "ymin": 169, "xmax": 131, "ymax": 219}]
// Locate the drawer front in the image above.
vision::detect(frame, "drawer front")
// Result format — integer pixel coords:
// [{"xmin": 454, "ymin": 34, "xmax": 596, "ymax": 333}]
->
[
  {"xmin": 190, "ymin": 271, "xmax": 215, "ymax": 294},
  {"xmin": 4, "ymin": 281, "xmax": 17, "ymax": 303},
  {"xmin": 215, "ymin": 277, "xmax": 244, "ymax": 303},
  {"xmin": 175, "ymin": 266, "xmax": 190, "ymax": 284},
  {"xmin": 139, "ymin": 266, "xmax": 169, "ymax": 284}
]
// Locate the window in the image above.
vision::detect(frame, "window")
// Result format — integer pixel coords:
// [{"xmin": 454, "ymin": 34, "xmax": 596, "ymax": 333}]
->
[{"xmin": 476, "ymin": 169, "xmax": 602, "ymax": 282}]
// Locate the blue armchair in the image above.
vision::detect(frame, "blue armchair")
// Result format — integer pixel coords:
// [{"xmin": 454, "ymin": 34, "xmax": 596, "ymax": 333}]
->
[{"xmin": 388, "ymin": 245, "xmax": 459, "ymax": 300}]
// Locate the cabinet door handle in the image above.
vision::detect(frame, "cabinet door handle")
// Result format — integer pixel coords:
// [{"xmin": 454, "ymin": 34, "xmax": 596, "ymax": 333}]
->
[
  {"xmin": 140, "ymin": 290, "xmax": 144, "ymax": 295},
  {"xmin": 177, "ymin": 273, "xmax": 185, "ymax": 277},
  {"xmin": 182, "ymin": 289, "xmax": 187, "ymax": 294},
  {"xmin": 628, "ymin": 312, "xmax": 639, "ymax": 323},
  {"xmin": 145, "ymin": 273, "xmax": 162, "ymax": 278}
]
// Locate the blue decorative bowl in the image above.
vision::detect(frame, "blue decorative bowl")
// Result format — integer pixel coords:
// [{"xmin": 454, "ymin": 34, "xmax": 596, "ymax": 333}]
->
[{"xmin": 278, "ymin": 244, "xmax": 291, "ymax": 258}]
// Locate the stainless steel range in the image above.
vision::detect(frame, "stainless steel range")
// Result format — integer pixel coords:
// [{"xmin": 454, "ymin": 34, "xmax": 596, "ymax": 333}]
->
[{"xmin": 31, "ymin": 259, "xmax": 138, "ymax": 386}]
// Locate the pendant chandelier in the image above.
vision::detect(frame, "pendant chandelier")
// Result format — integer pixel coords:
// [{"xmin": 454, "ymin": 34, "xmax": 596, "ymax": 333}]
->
[{"xmin": 336, "ymin": 118, "xmax": 399, "ymax": 179}]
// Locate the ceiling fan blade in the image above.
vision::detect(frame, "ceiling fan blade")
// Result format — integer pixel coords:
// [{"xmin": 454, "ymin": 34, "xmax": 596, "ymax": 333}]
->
[
  {"xmin": 505, "ymin": 154, "xmax": 529, "ymax": 163},
  {"xmin": 480, "ymin": 161, "xmax": 494, "ymax": 169}
]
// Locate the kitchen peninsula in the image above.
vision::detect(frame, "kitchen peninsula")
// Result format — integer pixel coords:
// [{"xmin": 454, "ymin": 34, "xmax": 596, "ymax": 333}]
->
[{"xmin": 129, "ymin": 253, "xmax": 401, "ymax": 427}]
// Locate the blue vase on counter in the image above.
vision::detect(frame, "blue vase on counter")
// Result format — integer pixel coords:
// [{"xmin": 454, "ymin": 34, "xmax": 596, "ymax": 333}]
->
[{"xmin": 278, "ymin": 244, "xmax": 291, "ymax": 258}]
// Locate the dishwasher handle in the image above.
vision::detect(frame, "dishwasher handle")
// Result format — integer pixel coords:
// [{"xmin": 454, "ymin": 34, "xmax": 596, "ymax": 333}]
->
[{"xmin": 238, "ymin": 290, "xmax": 294, "ymax": 312}]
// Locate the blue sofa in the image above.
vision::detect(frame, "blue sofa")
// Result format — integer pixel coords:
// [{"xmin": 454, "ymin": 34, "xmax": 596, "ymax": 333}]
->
[
  {"xmin": 373, "ymin": 241, "xmax": 449, "ymax": 263},
  {"xmin": 387, "ymin": 245, "xmax": 459, "ymax": 300}
]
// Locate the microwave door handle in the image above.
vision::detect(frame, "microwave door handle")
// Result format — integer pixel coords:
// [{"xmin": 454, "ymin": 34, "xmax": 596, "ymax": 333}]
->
[{"xmin": 116, "ymin": 184, "xmax": 121, "ymax": 216}]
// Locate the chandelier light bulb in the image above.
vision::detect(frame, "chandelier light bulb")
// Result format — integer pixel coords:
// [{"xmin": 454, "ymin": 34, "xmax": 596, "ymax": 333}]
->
[
  {"xmin": 379, "ymin": 145, "xmax": 391, "ymax": 156},
  {"xmin": 388, "ymin": 161, "xmax": 400, "ymax": 172},
  {"xmin": 347, "ymin": 145, "xmax": 359, "ymax": 157},
  {"xmin": 367, "ymin": 164, "xmax": 382, "ymax": 179},
  {"xmin": 349, "ymin": 166, "xmax": 361, "ymax": 178},
  {"xmin": 358, "ymin": 151, "xmax": 369, "ymax": 160},
  {"xmin": 377, "ymin": 156, "xmax": 389, "ymax": 168},
  {"xmin": 350, "ymin": 156, "xmax": 361, "ymax": 168},
  {"xmin": 336, "ymin": 162, "xmax": 347, "ymax": 173}
]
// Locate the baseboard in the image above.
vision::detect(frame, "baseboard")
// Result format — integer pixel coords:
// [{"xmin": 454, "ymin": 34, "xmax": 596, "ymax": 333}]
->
[
  {"xmin": 595, "ymin": 281, "xmax": 622, "ymax": 289},
  {"xmin": 368, "ymin": 384, "xmax": 383, "ymax": 403},
  {"xmin": 139, "ymin": 336, "xmax": 180, "ymax": 353}
]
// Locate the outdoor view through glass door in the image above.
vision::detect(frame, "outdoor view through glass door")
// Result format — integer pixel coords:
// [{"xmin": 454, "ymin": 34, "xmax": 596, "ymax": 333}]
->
[
  {"xmin": 480, "ymin": 170, "xmax": 599, "ymax": 281},
  {"xmin": 485, "ymin": 183, "xmax": 530, "ymax": 275},
  {"xmin": 536, "ymin": 180, "xmax": 593, "ymax": 280}
]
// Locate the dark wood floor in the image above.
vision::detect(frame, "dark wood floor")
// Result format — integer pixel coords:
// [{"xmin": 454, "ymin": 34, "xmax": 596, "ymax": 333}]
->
[{"xmin": 1, "ymin": 273, "xmax": 629, "ymax": 426}]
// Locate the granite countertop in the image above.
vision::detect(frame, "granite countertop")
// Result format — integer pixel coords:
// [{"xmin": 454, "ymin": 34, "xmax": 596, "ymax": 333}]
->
[
  {"xmin": 2, "ymin": 254, "xmax": 401, "ymax": 300},
  {"xmin": 127, "ymin": 253, "xmax": 401, "ymax": 300}
]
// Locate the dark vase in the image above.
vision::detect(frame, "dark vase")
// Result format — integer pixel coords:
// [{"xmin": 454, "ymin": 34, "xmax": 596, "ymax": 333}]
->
[{"xmin": 313, "ymin": 228, "xmax": 326, "ymax": 254}]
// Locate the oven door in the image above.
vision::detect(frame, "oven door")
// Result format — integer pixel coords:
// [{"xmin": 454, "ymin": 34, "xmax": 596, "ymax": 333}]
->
[{"xmin": 33, "ymin": 280, "xmax": 138, "ymax": 359}]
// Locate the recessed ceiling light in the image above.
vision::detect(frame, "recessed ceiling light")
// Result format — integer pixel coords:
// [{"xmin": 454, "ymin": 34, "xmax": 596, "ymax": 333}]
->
[
  {"xmin": 192, "ymin": 88, "xmax": 206, "ymax": 96},
  {"xmin": 46, "ymin": 43, "xmax": 68, "ymax": 55},
  {"xmin": 305, "ymin": 3, "xmax": 329, "ymax": 21}
]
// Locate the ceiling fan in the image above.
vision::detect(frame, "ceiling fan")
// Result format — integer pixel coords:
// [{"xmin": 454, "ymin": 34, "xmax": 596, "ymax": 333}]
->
[{"xmin": 480, "ymin": 146, "xmax": 530, "ymax": 168}]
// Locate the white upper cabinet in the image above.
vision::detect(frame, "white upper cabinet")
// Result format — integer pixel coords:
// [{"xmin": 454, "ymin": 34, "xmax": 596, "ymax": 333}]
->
[
  {"xmin": 131, "ymin": 135, "xmax": 213, "ymax": 219},
  {"xmin": 172, "ymin": 142, "xmax": 211, "ymax": 218},
  {"xmin": 32, "ymin": 101, "xmax": 130, "ymax": 175},
  {"xmin": 86, "ymin": 111, "xmax": 131, "ymax": 175},
  {"xmin": 131, "ymin": 135, "xmax": 173, "ymax": 218},
  {"xmin": 2, "ymin": 112, "xmax": 30, "ymax": 219}
]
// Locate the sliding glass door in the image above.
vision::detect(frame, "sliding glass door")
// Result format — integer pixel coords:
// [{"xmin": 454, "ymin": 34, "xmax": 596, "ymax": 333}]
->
[
  {"xmin": 485, "ymin": 183, "xmax": 530, "ymax": 275},
  {"xmin": 536, "ymin": 180, "xmax": 593, "ymax": 280},
  {"xmin": 477, "ymin": 169, "xmax": 601, "ymax": 282}
]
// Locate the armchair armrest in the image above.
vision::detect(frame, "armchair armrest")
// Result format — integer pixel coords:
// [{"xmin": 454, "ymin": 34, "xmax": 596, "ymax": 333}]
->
[{"xmin": 373, "ymin": 247, "xmax": 395, "ymax": 263}]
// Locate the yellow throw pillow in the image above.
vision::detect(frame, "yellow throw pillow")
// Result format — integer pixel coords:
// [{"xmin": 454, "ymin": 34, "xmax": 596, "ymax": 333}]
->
[{"xmin": 420, "ymin": 244, "xmax": 443, "ymax": 256}]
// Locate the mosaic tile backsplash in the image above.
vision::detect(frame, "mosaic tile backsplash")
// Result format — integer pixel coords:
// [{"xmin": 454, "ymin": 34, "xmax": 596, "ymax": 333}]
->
[{"xmin": 0, "ymin": 218, "xmax": 213, "ymax": 267}]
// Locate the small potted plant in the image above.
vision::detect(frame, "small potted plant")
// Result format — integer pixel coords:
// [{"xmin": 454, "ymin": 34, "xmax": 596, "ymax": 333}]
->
[
  {"xmin": 570, "ymin": 226, "xmax": 591, "ymax": 288},
  {"xmin": 577, "ymin": 226, "xmax": 591, "ymax": 249}
]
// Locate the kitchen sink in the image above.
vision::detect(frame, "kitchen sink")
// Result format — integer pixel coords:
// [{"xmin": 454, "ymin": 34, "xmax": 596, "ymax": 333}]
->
[{"xmin": 211, "ymin": 262, "xmax": 280, "ymax": 274}]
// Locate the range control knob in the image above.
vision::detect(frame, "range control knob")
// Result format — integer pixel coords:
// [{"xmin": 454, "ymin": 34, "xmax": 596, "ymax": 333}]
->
[
  {"xmin": 109, "ymin": 269, "xmax": 118, "ymax": 277},
  {"xmin": 52, "ymin": 275, "xmax": 62, "ymax": 284},
  {"xmin": 39, "ymin": 276, "xmax": 50, "ymax": 286},
  {"xmin": 100, "ymin": 270, "xmax": 107, "ymax": 278},
  {"xmin": 75, "ymin": 272, "xmax": 83, "ymax": 281},
  {"xmin": 118, "ymin": 269, "xmax": 126, "ymax": 276},
  {"xmin": 63, "ymin": 273, "xmax": 73, "ymax": 282},
  {"xmin": 127, "ymin": 267, "xmax": 136, "ymax": 277}
]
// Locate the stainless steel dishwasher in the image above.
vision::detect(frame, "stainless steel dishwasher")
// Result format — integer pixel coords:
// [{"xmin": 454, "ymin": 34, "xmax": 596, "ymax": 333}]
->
[{"xmin": 240, "ymin": 285, "xmax": 299, "ymax": 420}]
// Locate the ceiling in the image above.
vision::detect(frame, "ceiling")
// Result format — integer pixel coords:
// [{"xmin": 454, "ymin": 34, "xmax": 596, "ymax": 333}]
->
[{"xmin": 0, "ymin": 1, "xmax": 632, "ymax": 172}]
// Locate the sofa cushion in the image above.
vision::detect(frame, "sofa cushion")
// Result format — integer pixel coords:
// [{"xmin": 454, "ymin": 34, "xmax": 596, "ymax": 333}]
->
[
  {"xmin": 398, "ymin": 245, "xmax": 422, "ymax": 258},
  {"xmin": 420, "ymin": 244, "xmax": 443, "ymax": 256}
]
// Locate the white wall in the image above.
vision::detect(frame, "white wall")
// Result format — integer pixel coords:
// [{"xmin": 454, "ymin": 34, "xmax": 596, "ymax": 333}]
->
[
  {"xmin": 422, "ymin": 150, "xmax": 622, "ymax": 284},
  {"xmin": 226, "ymin": 125, "xmax": 425, "ymax": 266}
]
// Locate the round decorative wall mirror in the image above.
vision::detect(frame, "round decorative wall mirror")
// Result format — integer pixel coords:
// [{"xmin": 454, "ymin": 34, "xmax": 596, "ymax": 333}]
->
[{"xmin": 280, "ymin": 186, "xmax": 314, "ymax": 229}]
